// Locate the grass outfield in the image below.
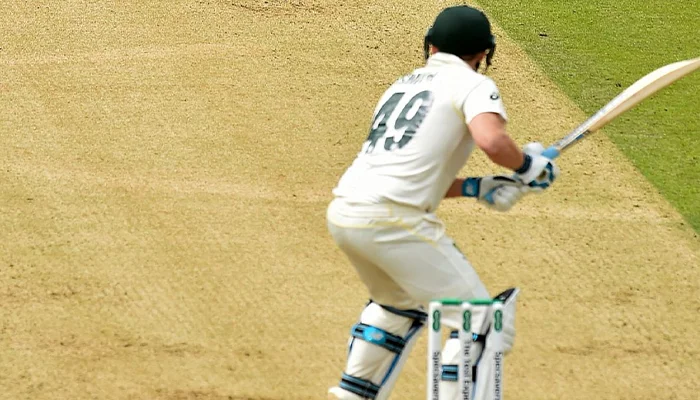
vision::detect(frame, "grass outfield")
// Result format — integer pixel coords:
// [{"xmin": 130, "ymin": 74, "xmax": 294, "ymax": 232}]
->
[{"xmin": 480, "ymin": 0, "xmax": 700, "ymax": 231}]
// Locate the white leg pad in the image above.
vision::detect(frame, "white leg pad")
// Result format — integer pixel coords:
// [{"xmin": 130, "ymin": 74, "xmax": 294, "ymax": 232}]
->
[
  {"xmin": 473, "ymin": 288, "xmax": 520, "ymax": 400},
  {"xmin": 496, "ymin": 288, "xmax": 520, "ymax": 353},
  {"xmin": 331, "ymin": 302, "xmax": 425, "ymax": 400},
  {"xmin": 472, "ymin": 343, "xmax": 502, "ymax": 400}
]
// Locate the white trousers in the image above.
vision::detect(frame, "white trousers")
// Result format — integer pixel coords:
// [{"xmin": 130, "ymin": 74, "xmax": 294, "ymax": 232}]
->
[{"xmin": 327, "ymin": 198, "xmax": 489, "ymax": 318}]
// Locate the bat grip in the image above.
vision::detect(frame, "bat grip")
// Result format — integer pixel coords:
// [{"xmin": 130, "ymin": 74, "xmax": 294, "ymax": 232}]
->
[{"xmin": 542, "ymin": 146, "xmax": 560, "ymax": 159}]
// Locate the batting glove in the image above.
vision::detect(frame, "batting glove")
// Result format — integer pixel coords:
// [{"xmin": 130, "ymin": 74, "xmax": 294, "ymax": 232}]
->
[
  {"xmin": 514, "ymin": 142, "xmax": 560, "ymax": 191},
  {"xmin": 462, "ymin": 175, "xmax": 525, "ymax": 212}
]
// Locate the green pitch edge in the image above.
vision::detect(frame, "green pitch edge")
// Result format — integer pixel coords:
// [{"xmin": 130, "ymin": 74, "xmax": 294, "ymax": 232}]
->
[{"xmin": 479, "ymin": 0, "xmax": 700, "ymax": 232}]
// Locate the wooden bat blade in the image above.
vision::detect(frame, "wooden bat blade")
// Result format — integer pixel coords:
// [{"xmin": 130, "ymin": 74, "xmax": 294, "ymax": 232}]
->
[
  {"xmin": 588, "ymin": 57, "xmax": 700, "ymax": 131},
  {"xmin": 543, "ymin": 57, "xmax": 700, "ymax": 159}
]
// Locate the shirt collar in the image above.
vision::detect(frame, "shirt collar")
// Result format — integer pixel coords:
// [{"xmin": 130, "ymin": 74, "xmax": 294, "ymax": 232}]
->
[{"xmin": 426, "ymin": 52, "xmax": 472, "ymax": 69}]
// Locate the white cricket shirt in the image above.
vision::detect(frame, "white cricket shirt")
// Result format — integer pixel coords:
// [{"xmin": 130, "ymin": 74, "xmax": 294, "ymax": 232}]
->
[{"xmin": 333, "ymin": 52, "xmax": 508, "ymax": 213}]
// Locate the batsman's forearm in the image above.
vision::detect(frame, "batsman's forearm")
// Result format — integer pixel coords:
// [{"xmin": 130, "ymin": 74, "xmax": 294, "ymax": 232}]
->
[
  {"xmin": 480, "ymin": 135, "xmax": 525, "ymax": 171},
  {"xmin": 445, "ymin": 178, "xmax": 466, "ymax": 198}
]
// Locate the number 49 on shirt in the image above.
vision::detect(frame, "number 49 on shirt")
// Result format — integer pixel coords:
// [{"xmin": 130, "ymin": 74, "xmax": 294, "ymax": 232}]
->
[{"xmin": 364, "ymin": 91, "xmax": 434, "ymax": 153}]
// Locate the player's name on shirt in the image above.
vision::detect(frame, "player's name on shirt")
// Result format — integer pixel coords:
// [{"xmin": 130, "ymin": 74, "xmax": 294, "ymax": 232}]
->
[{"xmin": 396, "ymin": 72, "xmax": 436, "ymax": 85}]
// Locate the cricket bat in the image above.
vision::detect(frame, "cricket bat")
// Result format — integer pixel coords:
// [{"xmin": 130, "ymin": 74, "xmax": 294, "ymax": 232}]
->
[{"xmin": 542, "ymin": 56, "xmax": 700, "ymax": 159}]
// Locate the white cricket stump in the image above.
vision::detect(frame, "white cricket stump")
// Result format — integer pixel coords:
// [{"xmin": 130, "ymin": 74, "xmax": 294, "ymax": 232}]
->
[{"xmin": 426, "ymin": 299, "xmax": 505, "ymax": 400}]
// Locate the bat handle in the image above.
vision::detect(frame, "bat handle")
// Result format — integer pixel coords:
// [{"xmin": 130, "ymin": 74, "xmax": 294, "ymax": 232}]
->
[{"xmin": 541, "ymin": 146, "xmax": 560, "ymax": 159}]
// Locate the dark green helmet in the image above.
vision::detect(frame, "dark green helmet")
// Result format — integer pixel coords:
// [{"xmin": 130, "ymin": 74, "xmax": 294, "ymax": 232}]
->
[{"xmin": 423, "ymin": 5, "xmax": 496, "ymax": 69}]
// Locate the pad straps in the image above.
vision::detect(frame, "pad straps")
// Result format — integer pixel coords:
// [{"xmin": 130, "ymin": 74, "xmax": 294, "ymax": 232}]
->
[
  {"xmin": 340, "ymin": 373, "xmax": 380, "ymax": 399},
  {"xmin": 351, "ymin": 324, "xmax": 407, "ymax": 354}
]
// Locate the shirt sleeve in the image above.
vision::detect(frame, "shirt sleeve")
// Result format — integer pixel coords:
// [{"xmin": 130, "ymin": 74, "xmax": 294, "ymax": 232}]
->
[{"xmin": 461, "ymin": 78, "xmax": 508, "ymax": 123}]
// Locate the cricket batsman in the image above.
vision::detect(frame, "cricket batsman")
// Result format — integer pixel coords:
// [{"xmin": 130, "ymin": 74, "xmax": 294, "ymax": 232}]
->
[{"xmin": 326, "ymin": 5, "xmax": 559, "ymax": 400}]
